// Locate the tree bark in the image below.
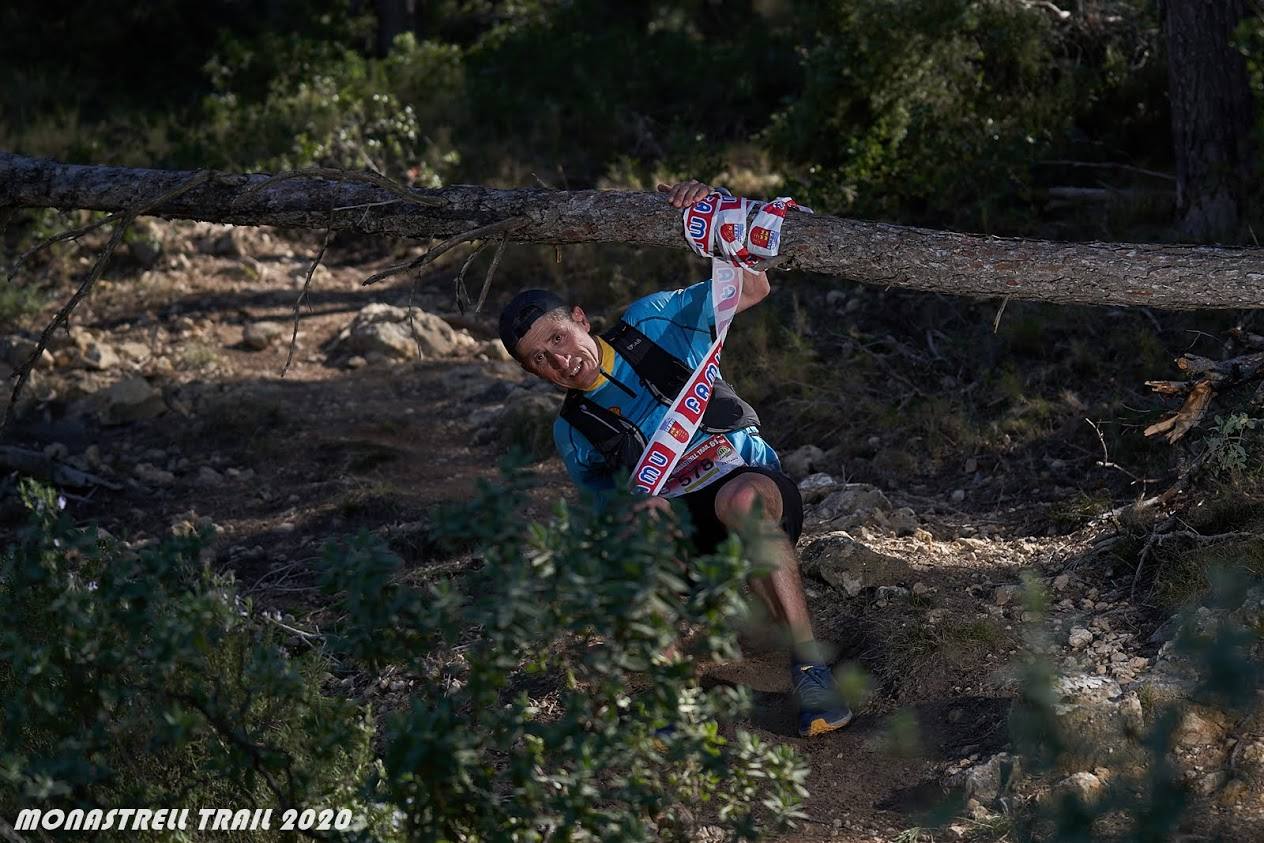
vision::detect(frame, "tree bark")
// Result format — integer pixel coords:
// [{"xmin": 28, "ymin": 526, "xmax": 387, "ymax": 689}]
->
[
  {"xmin": 1164, "ymin": 0, "xmax": 1255, "ymax": 242},
  {"xmin": 4, "ymin": 152, "xmax": 1264, "ymax": 311}
]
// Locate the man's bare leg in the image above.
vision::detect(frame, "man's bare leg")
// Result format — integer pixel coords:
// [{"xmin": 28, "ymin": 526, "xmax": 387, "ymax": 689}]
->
[
  {"xmin": 711, "ymin": 473, "xmax": 820, "ymax": 659},
  {"xmin": 712, "ymin": 472, "xmax": 852, "ymax": 735}
]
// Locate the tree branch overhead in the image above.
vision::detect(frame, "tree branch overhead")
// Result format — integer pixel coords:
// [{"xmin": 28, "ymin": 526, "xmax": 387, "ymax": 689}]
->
[{"xmin": 4, "ymin": 152, "xmax": 1264, "ymax": 310}]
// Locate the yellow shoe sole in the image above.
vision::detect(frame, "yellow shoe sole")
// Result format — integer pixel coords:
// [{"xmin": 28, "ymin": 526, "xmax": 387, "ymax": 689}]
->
[{"xmin": 800, "ymin": 713, "xmax": 854, "ymax": 737}]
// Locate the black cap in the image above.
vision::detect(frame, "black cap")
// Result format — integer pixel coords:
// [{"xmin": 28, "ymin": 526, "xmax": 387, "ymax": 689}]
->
[{"xmin": 498, "ymin": 289, "xmax": 567, "ymax": 356}]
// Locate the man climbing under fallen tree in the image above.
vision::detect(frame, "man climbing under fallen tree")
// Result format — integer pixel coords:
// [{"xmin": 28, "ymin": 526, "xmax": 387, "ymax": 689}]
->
[{"xmin": 496, "ymin": 179, "xmax": 852, "ymax": 738}]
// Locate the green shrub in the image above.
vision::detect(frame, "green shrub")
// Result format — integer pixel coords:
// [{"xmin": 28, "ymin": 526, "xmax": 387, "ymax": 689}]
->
[
  {"xmin": 196, "ymin": 32, "xmax": 463, "ymax": 181},
  {"xmin": 0, "ymin": 480, "xmax": 381, "ymax": 834},
  {"xmin": 768, "ymin": 0, "xmax": 1066, "ymax": 223},
  {"xmin": 319, "ymin": 465, "xmax": 811, "ymax": 840},
  {"xmin": 3, "ymin": 468, "xmax": 809, "ymax": 841}
]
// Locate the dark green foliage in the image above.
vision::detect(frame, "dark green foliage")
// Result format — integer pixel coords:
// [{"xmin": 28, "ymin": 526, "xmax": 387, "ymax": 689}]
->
[
  {"xmin": 318, "ymin": 464, "xmax": 810, "ymax": 840},
  {"xmin": 0, "ymin": 479, "xmax": 378, "ymax": 828},
  {"xmin": 3, "ymin": 472, "xmax": 808, "ymax": 840},
  {"xmin": 0, "ymin": 0, "xmax": 1196, "ymax": 236},
  {"xmin": 769, "ymin": 0, "xmax": 1073, "ymax": 226}
]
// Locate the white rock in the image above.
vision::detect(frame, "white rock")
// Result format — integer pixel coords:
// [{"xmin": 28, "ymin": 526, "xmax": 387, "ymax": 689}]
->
[
  {"xmin": 797, "ymin": 472, "xmax": 838, "ymax": 503},
  {"xmin": 134, "ymin": 463, "xmax": 174, "ymax": 485},
  {"xmin": 97, "ymin": 377, "xmax": 166, "ymax": 425},
  {"xmin": 994, "ymin": 585, "xmax": 1020, "ymax": 606},
  {"xmin": 1059, "ymin": 771, "xmax": 1105, "ymax": 803},
  {"xmin": 1175, "ymin": 711, "xmax": 1223, "ymax": 748},
  {"xmin": 79, "ymin": 341, "xmax": 120, "ymax": 370},
  {"xmin": 783, "ymin": 444, "xmax": 826, "ymax": 478},
  {"xmin": 242, "ymin": 321, "xmax": 284, "ymax": 351},
  {"xmin": 197, "ymin": 466, "xmax": 224, "ymax": 485},
  {"xmin": 1068, "ymin": 627, "xmax": 1094, "ymax": 650},
  {"xmin": 328, "ymin": 303, "xmax": 464, "ymax": 361}
]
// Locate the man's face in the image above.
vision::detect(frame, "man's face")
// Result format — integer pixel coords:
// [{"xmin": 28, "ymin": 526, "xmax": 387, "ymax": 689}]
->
[{"xmin": 516, "ymin": 305, "xmax": 601, "ymax": 390}]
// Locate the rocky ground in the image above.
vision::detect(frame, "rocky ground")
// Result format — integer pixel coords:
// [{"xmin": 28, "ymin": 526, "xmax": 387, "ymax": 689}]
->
[{"xmin": 3, "ymin": 220, "xmax": 1262, "ymax": 841}]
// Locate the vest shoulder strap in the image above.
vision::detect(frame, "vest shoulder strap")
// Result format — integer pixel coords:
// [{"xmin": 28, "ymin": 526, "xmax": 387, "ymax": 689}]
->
[{"xmin": 601, "ymin": 320, "xmax": 693, "ymax": 404}]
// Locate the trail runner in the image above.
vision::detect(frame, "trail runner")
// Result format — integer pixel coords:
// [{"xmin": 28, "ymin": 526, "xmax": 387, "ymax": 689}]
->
[{"xmin": 497, "ymin": 179, "xmax": 851, "ymax": 738}]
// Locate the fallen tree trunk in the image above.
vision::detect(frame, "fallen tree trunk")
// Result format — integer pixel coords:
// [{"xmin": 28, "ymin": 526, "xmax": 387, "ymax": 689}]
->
[{"xmin": 3, "ymin": 152, "xmax": 1264, "ymax": 310}]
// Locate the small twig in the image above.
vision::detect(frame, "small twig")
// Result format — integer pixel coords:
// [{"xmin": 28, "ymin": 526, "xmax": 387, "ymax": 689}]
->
[
  {"xmin": 407, "ymin": 270, "xmax": 424, "ymax": 359},
  {"xmin": 3, "ymin": 170, "xmax": 211, "ymax": 436},
  {"xmin": 245, "ymin": 559, "xmax": 310, "ymax": 594},
  {"xmin": 282, "ymin": 212, "xmax": 333, "ymax": 377},
  {"xmin": 453, "ymin": 240, "xmax": 491, "ymax": 314},
  {"xmin": 238, "ymin": 167, "xmax": 441, "ymax": 207},
  {"xmin": 1132, "ymin": 521, "xmax": 1252, "ymax": 598},
  {"xmin": 992, "ymin": 295, "xmax": 1011, "ymax": 333},
  {"xmin": 260, "ymin": 611, "xmax": 324, "ymax": 647},
  {"xmin": 6, "ymin": 209, "xmax": 122, "ymax": 282},
  {"xmin": 1085, "ymin": 418, "xmax": 1154, "ymax": 491},
  {"xmin": 475, "ymin": 233, "xmax": 508, "ymax": 313},
  {"xmin": 362, "ymin": 217, "xmax": 525, "ymax": 287}
]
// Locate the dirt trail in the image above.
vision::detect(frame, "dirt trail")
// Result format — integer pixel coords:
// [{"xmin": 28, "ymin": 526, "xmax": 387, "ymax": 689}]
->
[{"xmin": 9, "ymin": 226, "xmax": 1258, "ymax": 842}]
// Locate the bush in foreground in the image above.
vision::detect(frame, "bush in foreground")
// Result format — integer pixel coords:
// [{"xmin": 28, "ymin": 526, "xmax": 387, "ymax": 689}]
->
[{"xmin": 2, "ymin": 471, "xmax": 809, "ymax": 841}]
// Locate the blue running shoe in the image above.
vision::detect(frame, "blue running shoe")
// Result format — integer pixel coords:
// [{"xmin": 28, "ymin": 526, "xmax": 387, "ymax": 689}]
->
[{"xmin": 793, "ymin": 662, "xmax": 853, "ymax": 738}]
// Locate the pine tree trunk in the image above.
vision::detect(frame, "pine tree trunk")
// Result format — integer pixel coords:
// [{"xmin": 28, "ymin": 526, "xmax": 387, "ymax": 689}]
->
[
  {"xmin": 4, "ymin": 152, "xmax": 1264, "ymax": 311},
  {"xmin": 1164, "ymin": 0, "xmax": 1255, "ymax": 242}
]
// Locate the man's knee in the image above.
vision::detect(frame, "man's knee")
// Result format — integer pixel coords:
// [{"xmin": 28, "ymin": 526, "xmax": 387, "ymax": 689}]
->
[{"xmin": 713, "ymin": 474, "xmax": 784, "ymax": 530}]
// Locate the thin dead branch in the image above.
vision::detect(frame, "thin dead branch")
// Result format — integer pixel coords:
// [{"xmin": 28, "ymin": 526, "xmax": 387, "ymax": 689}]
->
[
  {"xmin": 1038, "ymin": 160, "xmax": 1177, "ymax": 182},
  {"xmin": 239, "ymin": 166, "xmax": 442, "ymax": 207},
  {"xmin": 282, "ymin": 213, "xmax": 333, "ymax": 377},
  {"xmin": 6, "ymin": 209, "xmax": 122, "ymax": 282},
  {"xmin": 3, "ymin": 171, "xmax": 212, "ymax": 436},
  {"xmin": 453, "ymin": 240, "xmax": 491, "ymax": 313},
  {"xmin": 1085, "ymin": 417, "xmax": 1154, "ymax": 492},
  {"xmin": 992, "ymin": 295, "xmax": 1011, "ymax": 333},
  {"xmin": 475, "ymin": 233, "xmax": 509, "ymax": 314},
  {"xmin": 1132, "ymin": 521, "xmax": 1253, "ymax": 598},
  {"xmin": 361, "ymin": 217, "xmax": 526, "ymax": 288}
]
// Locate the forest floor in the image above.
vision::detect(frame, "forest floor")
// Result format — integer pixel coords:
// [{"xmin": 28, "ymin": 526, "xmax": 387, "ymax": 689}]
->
[{"xmin": 4, "ymin": 220, "xmax": 1263, "ymax": 842}]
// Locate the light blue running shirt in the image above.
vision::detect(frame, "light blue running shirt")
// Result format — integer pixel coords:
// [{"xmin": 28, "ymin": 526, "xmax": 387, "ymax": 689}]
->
[{"xmin": 553, "ymin": 280, "xmax": 782, "ymax": 496}]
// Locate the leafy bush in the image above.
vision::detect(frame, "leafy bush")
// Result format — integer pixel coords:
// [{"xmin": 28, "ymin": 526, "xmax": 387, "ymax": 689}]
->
[
  {"xmin": 3, "ymin": 469, "xmax": 808, "ymax": 840},
  {"xmin": 1205, "ymin": 412, "xmax": 1261, "ymax": 478},
  {"xmin": 767, "ymin": 0, "xmax": 1165, "ymax": 229},
  {"xmin": 768, "ymin": 0, "xmax": 1064, "ymax": 223},
  {"xmin": 0, "ymin": 480, "xmax": 380, "ymax": 828},
  {"xmin": 196, "ymin": 33, "xmax": 463, "ymax": 181},
  {"xmin": 319, "ymin": 465, "xmax": 810, "ymax": 840}
]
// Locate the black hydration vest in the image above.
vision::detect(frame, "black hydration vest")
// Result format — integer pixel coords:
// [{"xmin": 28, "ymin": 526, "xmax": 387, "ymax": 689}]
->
[{"xmin": 559, "ymin": 320, "xmax": 760, "ymax": 473}]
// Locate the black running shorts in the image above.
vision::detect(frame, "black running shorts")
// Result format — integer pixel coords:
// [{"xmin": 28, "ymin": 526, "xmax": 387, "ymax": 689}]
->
[{"xmin": 676, "ymin": 466, "xmax": 804, "ymax": 555}]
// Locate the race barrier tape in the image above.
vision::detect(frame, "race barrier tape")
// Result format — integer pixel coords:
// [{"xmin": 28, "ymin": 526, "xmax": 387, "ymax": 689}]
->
[{"xmin": 629, "ymin": 190, "xmax": 809, "ymax": 496}]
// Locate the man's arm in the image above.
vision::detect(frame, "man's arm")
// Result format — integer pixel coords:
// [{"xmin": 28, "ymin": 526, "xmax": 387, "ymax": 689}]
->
[
  {"xmin": 736, "ymin": 267, "xmax": 770, "ymax": 315},
  {"xmin": 656, "ymin": 180, "xmax": 773, "ymax": 315}
]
